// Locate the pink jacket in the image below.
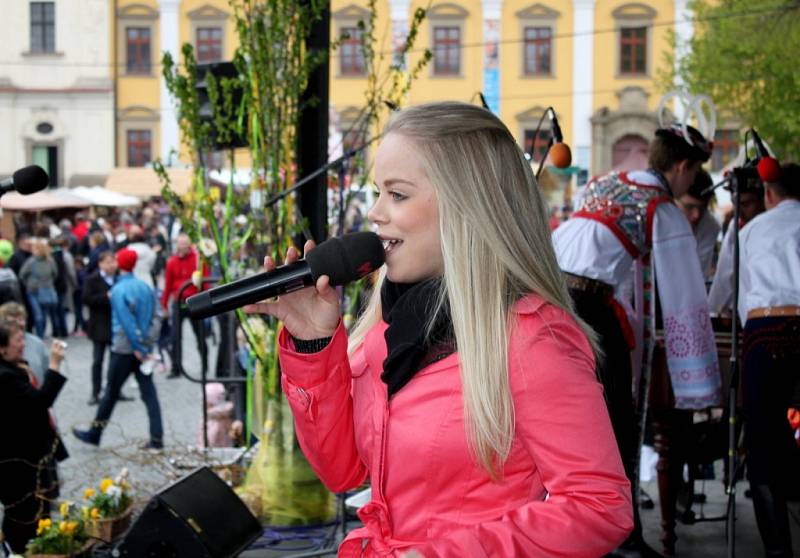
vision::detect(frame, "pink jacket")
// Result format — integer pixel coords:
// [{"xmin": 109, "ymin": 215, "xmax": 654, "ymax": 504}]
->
[{"xmin": 279, "ymin": 295, "xmax": 632, "ymax": 557}]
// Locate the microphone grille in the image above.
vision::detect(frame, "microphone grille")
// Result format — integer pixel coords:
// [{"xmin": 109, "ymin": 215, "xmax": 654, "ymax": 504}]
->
[
  {"xmin": 306, "ymin": 232, "xmax": 385, "ymax": 286},
  {"xmin": 13, "ymin": 165, "xmax": 49, "ymax": 195}
]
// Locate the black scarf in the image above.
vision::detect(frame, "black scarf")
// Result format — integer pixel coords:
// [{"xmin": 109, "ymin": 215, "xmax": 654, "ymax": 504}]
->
[{"xmin": 380, "ymin": 278, "xmax": 455, "ymax": 398}]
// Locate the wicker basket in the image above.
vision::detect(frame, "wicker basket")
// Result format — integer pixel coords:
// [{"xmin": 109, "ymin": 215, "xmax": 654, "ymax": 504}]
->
[{"xmin": 85, "ymin": 506, "xmax": 134, "ymax": 543}]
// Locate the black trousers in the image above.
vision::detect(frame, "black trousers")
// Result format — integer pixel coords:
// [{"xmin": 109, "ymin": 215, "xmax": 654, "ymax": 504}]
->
[
  {"xmin": 170, "ymin": 301, "xmax": 208, "ymax": 375},
  {"xmin": 91, "ymin": 340, "xmax": 109, "ymax": 398},
  {"xmin": 568, "ymin": 288, "xmax": 640, "ymax": 536},
  {"xmin": 743, "ymin": 316, "xmax": 800, "ymax": 556},
  {"xmin": 89, "ymin": 352, "xmax": 164, "ymax": 444}
]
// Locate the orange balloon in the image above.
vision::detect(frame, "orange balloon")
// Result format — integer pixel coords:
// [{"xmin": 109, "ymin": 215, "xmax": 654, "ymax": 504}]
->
[{"xmin": 550, "ymin": 143, "xmax": 572, "ymax": 169}]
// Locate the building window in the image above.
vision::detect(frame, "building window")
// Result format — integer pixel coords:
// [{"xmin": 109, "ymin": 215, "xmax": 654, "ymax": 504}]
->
[
  {"xmin": 433, "ymin": 26, "xmax": 460, "ymax": 76},
  {"xmin": 32, "ymin": 145, "xmax": 58, "ymax": 187},
  {"xmin": 523, "ymin": 27, "xmax": 552, "ymax": 76},
  {"xmin": 126, "ymin": 27, "xmax": 151, "ymax": 74},
  {"xmin": 619, "ymin": 26, "xmax": 647, "ymax": 75},
  {"xmin": 524, "ymin": 128, "xmax": 552, "ymax": 162},
  {"xmin": 712, "ymin": 129, "xmax": 739, "ymax": 172},
  {"xmin": 127, "ymin": 130, "xmax": 152, "ymax": 167},
  {"xmin": 196, "ymin": 27, "xmax": 223, "ymax": 63},
  {"xmin": 30, "ymin": 2, "xmax": 55, "ymax": 53},
  {"xmin": 340, "ymin": 26, "xmax": 366, "ymax": 76}
]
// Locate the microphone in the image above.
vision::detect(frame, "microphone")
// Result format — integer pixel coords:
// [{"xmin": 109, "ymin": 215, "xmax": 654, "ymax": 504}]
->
[
  {"xmin": 187, "ymin": 231, "xmax": 385, "ymax": 319},
  {"xmin": 547, "ymin": 109, "xmax": 572, "ymax": 169},
  {"xmin": 0, "ymin": 165, "xmax": 49, "ymax": 195},
  {"xmin": 750, "ymin": 129, "xmax": 781, "ymax": 182}
]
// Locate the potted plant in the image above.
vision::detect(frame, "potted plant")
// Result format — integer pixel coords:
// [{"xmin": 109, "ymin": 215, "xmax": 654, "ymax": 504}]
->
[
  {"xmin": 82, "ymin": 469, "xmax": 134, "ymax": 543},
  {"xmin": 26, "ymin": 503, "xmax": 89, "ymax": 558}
]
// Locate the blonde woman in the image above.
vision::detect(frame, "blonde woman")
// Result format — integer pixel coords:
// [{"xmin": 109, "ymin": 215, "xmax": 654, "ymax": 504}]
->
[
  {"xmin": 249, "ymin": 102, "xmax": 632, "ymax": 557},
  {"xmin": 19, "ymin": 239, "xmax": 59, "ymax": 338}
]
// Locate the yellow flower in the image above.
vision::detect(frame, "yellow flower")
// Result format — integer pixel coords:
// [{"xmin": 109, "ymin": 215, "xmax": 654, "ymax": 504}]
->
[
  {"xmin": 100, "ymin": 478, "xmax": 114, "ymax": 493},
  {"xmin": 90, "ymin": 507, "xmax": 101, "ymax": 520},
  {"xmin": 59, "ymin": 501, "xmax": 71, "ymax": 517},
  {"xmin": 66, "ymin": 521, "xmax": 78, "ymax": 536},
  {"xmin": 36, "ymin": 518, "xmax": 51, "ymax": 535},
  {"xmin": 57, "ymin": 520, "xmax": 78, "ymax": 536},
  {"xmin": 83, "ymin": 487, "xmax": 96, "ymax": 499}
]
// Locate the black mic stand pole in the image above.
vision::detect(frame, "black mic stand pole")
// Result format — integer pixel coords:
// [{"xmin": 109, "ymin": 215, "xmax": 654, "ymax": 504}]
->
[
  {"xmin": 726, "ymin": 167, "xmax": 747, "ymax": 558},
  {"xmin": 700, "ymin": 167, "xmax": 746, "ymax": 558},
  {"xmin": 263, "ymin": 135, "xmax": 381, "ymax": 209}
]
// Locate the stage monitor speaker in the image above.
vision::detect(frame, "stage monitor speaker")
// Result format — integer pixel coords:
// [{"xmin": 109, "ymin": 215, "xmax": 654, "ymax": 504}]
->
[{"xmin": 112, "ymin": 466, "xmax": 261, "ymax": 558}]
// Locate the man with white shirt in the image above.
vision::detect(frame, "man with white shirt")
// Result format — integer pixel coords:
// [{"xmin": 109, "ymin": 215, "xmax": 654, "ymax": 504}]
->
[
  {"xmin": 738, "ymin": 163, "xmax": 800, "ymax": 558},
  {"xmin": 708, "ymin": 183, "xmax": 766, "ymax": 315},
  {"xmin": 553, "ymin": 125, "xmax": 721, "ymax": 556}
]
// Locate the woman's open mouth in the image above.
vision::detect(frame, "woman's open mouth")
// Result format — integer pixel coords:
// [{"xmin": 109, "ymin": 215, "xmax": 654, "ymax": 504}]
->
[{"xmin": 382, "ymin": 238, "xmax": 403, "ymax": 254}]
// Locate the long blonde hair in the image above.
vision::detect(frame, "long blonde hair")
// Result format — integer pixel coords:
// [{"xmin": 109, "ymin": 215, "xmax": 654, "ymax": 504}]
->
[{"xmin": 349, "ymin": 102, "xmax": 592, "ymax": 478}]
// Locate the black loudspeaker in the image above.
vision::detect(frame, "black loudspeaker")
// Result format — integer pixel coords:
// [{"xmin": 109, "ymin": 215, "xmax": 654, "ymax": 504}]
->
[{"xmin": 113, "ymin": 467, "xmax": 261, "ymax": 558}]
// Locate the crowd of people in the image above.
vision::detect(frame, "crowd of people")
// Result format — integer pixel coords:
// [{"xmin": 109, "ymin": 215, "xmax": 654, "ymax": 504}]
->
[
  {"xmin": 1, "ymin": 101, "xmax": 798, "ymax": 557},
  {"xmin": 0, "ymin": 203, "xmax": 234, "ymax": 554}
]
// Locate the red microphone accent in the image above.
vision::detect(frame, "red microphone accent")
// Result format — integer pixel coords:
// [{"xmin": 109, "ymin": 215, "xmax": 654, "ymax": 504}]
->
[
  {"xmin": 757, "ymin": 156, "xmax": 781, "ymax": 183},
  {"xmin": 549, "ymin": 143, "xmax": 572, "ymax": 169}
]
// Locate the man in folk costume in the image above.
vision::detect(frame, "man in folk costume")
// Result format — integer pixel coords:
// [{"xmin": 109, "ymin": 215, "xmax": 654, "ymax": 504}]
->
[
  {"xmin": 737, "ymin": 163, "xmax": 800, "ymax": 558},
  {"xmin": 553, "ymin": 123, "xmax": 721, "ymax": 555}
]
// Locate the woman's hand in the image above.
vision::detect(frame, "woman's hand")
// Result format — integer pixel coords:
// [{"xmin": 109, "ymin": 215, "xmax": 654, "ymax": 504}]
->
[
  {"xmin": 49, "ymin": 340, "xmax": 66, "ymax": 372},
  {"xmin": 244, "ymin": 241, "xmax": 341, "ymax": 340}
]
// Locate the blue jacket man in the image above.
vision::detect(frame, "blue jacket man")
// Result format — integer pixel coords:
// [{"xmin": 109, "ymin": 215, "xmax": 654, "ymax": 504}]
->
[{"xmin": 73, "ymin": 249, "xmax": 164, "ymax": 449}]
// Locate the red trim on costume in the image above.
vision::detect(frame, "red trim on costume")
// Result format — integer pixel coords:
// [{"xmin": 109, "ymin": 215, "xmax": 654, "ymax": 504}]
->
[{"xmin": 573, "ymin": 210, "xmax": 641, "ymax": 258}]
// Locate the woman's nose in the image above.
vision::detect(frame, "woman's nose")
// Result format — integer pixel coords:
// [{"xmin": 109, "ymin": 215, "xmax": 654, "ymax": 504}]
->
[{"xmin": 367, "ymin": 199, "xmax": 386, "ymax": 225}]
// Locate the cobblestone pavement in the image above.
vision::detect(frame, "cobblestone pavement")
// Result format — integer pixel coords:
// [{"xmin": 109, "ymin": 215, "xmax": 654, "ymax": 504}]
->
[
  {"xmin": 54, "ymin": 321, "xmax": 209, "ymax": 502},
  {"xmin": 9, "ymin": 324, "xmax": 800, "ymax": 556}
]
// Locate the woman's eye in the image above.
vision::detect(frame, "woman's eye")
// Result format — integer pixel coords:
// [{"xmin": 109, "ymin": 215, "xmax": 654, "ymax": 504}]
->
[{"xmin": 390, "ymin": 191, "xmax": 407, "ymax": 201}]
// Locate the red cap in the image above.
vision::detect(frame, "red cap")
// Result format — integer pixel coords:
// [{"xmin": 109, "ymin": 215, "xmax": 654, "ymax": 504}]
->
[
  {"xmin": 757, "ymin": 156, "xmax": 782, "ymax": 183},
  {"xmin": 116, "ymin": 248, "xmax": 137, "ymax": 272}
]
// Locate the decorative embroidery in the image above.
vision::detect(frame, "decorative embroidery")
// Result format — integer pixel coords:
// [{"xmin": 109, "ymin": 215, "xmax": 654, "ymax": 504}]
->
[
  {"xmin": 663, "ymin": 306, "xmax": 722, "ymax": 408},
  {"xmin": 574, "ymin": 172, "xmax": 672, "ymax": 258}
]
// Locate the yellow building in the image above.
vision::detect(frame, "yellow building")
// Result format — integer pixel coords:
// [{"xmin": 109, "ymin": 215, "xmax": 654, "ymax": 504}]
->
[{"xmin": 111, "ymin": 0, "xmax": 739, "ymax": 193}]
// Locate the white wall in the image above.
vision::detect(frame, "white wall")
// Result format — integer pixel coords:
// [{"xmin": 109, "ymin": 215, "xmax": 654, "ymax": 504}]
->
[{"xmin": 0, "ymin": 0, "xmax": 113, "ymax": 184}]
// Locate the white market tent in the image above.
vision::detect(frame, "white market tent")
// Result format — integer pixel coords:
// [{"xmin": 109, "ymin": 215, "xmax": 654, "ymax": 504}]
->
[
  {"xmin": 0, "ymin": 189, "xmax": 90, "ymax": 211},
  {"xmin": 68, "ymin": 186, "xmax": 141, "ymax": 207}
]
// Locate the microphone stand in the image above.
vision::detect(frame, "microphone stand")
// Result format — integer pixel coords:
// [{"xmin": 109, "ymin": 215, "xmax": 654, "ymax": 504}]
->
[
  {"xmin": 725, "ymin": 166, "xmax": 750, "ymax": 558},
  {"xmin": 263, "ymin": 134, "xmax": 382, "ymax": 209},
  {"xmin": 701, "ymin": 166, "xmax": 749, "ymax": 558}
]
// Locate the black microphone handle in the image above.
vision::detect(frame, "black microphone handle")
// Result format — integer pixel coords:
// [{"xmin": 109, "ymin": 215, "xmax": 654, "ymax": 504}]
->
[
  {"xmin": 548, "ymin": 109, "xmax": 564, "ymax": 144},
  {"xmin": 750, "ymin": 128, "xmax": 770, "ymax": 159},
  {"xmin": 187, "ymin": 261, "xmax": 314, "ymax": 319}
]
